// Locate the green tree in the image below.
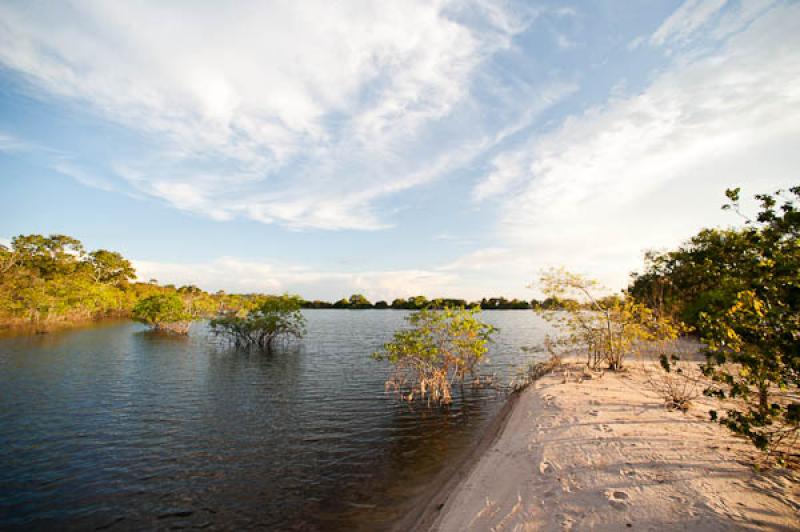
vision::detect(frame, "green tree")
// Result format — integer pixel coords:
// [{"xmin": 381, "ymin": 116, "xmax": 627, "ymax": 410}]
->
[
  {"xmin": 347, "ymin": 294, "xmax": 372, "ymax": 309},
  {"xmin": 210, "ymin": 294, "xmax": 306, "ymax": 351},
  {"xmin": 539, "ymin": 269, "xmax": 682, "ymax": 370},
  {"xmin": 132, "ymin": 293, "xmax": 193, "ymax": 334},
  {"xmin": 373, "ymin": 307, "xmax": 496, "ymax": 404},
  {"xmin": 12, "ymin": 234, "xmax": 84, "ymax": 279},
  {"xmin": 332, "ymin": 298, "xmax": 350, "ymax": 309},
  {"xmin": 696, "ymin": 187, "xmax": 800, "ymax": 453},
  {"xmin": 85, "ymin": 250, "xmax": 136, "ymax": 286}
]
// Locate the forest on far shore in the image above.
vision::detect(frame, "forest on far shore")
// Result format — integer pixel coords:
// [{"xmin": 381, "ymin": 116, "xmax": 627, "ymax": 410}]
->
[{"xmin": 0, "ymin": 235, "xmax": 560, "ymax": 331}]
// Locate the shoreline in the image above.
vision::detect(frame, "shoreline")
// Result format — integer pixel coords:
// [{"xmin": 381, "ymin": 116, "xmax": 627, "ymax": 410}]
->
[
  {"xmin": 426, "ymin": 361, "xmax": 799, "ymax": 531},
  {"xmin": 394, "ymin": 388, "xmax": 524, "ymax": 532}
]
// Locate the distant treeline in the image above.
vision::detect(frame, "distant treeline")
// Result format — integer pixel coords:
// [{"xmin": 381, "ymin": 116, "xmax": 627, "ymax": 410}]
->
[
  {"xmin": 300, "ymin": 295, "xmax": 559, "ymax": 310},
  {"xmin": 0, "ymin": 234, "xmax": 573, "ymax": 330}
]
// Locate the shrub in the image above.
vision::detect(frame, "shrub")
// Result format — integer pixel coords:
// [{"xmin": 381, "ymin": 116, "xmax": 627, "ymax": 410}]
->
[
  {"xmin": 210, "ymin": 294, "xmax": 306, "ymax": 351},
  {"xmin": 537, "ymin": 269, "xmax": 682, "ymax": 371},
  {"xmin": 373, "ymin": 307, "xmax": 496, "ymax": 405},
  {"xmin": 132, "ymin": 293, "xmax": 193, "ymax": 334}
]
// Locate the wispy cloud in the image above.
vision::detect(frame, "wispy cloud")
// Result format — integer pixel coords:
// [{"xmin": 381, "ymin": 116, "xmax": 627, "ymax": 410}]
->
[
  {"xmin": 650, "ymin": 0, "xmax": 728, "ymax": 46},
  {"xmin": 475, "ymin": 1, "xmax": 800, "ymax": 290},
  {"xmin": 52, "ymin": 162, "xmax": 116, "ymax": 192},
  {"xmin": 472, "ymin": 81, "xmax": 578, "ymax": 201},
  {"xmin": 0, "ymin": 131, "xmax": 33, "ymax": 153},
  {"xmin": 0, "ymin": 1, "xmax": 541, "ymax": 230}
]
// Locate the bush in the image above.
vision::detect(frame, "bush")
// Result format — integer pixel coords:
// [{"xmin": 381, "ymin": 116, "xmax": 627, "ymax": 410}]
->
[
  {"xmin": 373, "ymin": 307, "xmax": 496, "ymax": 405},
  {"xmin": 210, "ymin": 294, "xmax": 306, "ymax": 351},
  {"xmin": 538, "ymin": 269, "xmax": 682, "ymax": 371},
  {"xmin": 132, "ymin": 294, "xmax": 193, "ymax": 334}
]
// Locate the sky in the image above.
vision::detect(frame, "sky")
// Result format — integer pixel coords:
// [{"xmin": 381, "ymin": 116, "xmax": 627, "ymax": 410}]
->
[{"xmin": 0, "ymin": 0, "xmax": 798, "ymax": 301}]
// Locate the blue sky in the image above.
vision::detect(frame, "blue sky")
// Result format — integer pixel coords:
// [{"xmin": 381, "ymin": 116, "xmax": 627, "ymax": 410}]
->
[{"xmin": 1, "ymin": 0, "xmax": 798, "ymax": 300}]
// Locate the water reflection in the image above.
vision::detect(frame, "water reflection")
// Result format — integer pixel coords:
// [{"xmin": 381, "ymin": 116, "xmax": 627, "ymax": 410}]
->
[{"xmin": 0, "ymin": 310, "xmax": 550, "ymax": 530}]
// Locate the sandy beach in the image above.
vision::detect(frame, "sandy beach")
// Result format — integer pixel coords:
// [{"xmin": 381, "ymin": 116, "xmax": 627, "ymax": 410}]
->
[{"xmin": 428, "ymin": 361, "xmax": 800, "ymax": 531}]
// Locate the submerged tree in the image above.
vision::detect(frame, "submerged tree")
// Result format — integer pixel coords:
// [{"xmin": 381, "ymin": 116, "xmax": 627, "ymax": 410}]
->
[
  {"xmin": 210, "ymin": 294, "xmax": 306, "ymax": 351},
  {"xmin": 132, "ymin": 293, "xmax": 194, "ymax": 334},
  {"xmin": 373, "ymin": 307, "xmax": 496, "ymax": 405}
]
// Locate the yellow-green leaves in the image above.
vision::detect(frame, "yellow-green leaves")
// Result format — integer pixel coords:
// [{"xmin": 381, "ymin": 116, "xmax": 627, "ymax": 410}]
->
[
  {"xmin": 374, "ymin": 307, "xmax": 496, "ymax": 405},
  {"xmin": 538, "ymin": 269, "xmax": 683, "ymax": 371}
]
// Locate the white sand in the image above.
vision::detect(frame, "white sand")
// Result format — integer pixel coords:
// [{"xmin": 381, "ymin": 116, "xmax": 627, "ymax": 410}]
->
[{"xmin": 431, "ymin": 362, "xmax": 799, "ymax": 531}]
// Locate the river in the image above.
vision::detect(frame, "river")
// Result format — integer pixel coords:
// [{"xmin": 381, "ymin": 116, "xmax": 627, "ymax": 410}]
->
[{"xmin": 0, "ymin": 310, "xmax": 551, "ymax": 530}]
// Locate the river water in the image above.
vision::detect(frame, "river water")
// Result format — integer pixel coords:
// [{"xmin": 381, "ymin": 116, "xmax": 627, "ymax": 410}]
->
[{"xmin": 0, "ymin": 310, "xmax": 551, "ymax": 530}]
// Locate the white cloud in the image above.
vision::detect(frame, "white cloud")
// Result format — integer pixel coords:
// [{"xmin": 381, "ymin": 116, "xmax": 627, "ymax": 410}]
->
[
  {"xmin": 0, "ymin": 131, "xmax": 33, "ymax": 153},
  {"xmin": 651, "ymin": 0, "xmax": 728, "ymax": 46},
  {"xmin": 472, "ymin": 82, "xmax": 578, "ymax": 201},
  {"xmin": 133, "ymin": 257, "xmax": 466, "ymax": 301},
  {"xmin": 555, "ymin": 33, "xmax": 576, "ymax": 50},
  {"xmin": 52, "ymin": 162, "xmax": 116, "ymax": 192},
  {"xmin": 475, "ymin": 1, "xmax": 800, "ymax": 291},
  {"xmin": 0, "ymin": 0, "xmax": 537, "ymax": 230}
]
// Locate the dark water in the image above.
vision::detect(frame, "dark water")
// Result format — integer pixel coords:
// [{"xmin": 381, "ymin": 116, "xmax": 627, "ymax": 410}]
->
[{"xmin": 0, "ymin": 310, "xmax": 550, "ymax": 531}]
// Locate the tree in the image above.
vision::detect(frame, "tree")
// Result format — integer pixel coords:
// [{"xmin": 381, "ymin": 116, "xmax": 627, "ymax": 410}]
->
[
  {"xmin": 332, "ymin": 298, "xmax": 350, "ymax": 309},
  {"xmin": 210, "ymin": 294, "xmax": 306, "ymax": 351},
  {"xmin": 538, "ymin": 269, "xmax": 681, "ymax": 370},
  {"xmin": 695, "ymin": 187, "xmax": 800, "ymax": 454},
  {"xmin": 85, "ymin": 250, "xmax": 136, "ymax": 286},
  {"xmin": 373, "ymin": 307, "xmax": 496, "ymax": 404},
  {"xmin": 390, "ymin": 298, "xmax": 407, "ymax": 309},
  {"xmin": 132, "ymin": 293, "xmax": 193, "ymax": 334},
  {"xmin": 347, "ymin": 294, "xmax": 372, "ymax": 309}
]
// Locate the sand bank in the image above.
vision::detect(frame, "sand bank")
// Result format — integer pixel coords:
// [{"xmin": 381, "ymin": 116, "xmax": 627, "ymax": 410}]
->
[{"xmin": 428, "ymin": 362, "xmax": 799, "ymax": 531}]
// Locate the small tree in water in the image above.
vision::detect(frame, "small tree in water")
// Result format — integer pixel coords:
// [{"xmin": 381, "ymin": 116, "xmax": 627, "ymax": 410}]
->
[
  {"xmin": 210, "ymin": 294, "xmax": 306, "ymax": 351},
  {"xmin": 373, "ymin": 307, "xmax": 496, "ymax": 405},
  {"xmin": 133, "ymin": 293, "xmax": 193, "ymax": 334}
]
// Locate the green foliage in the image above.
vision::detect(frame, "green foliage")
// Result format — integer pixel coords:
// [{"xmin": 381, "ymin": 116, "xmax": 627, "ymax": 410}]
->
[
  {"xmin": 85, "ymin": 250, "xmax": 135, "ymax": 286},
  {"xmin": 539, "ymin": 268, "xmax": 683, "ymax": 371},
  {"xmin": 632, "ymin": 185, "xmax": 799, "ymax": 454},
  {"xmin": 389, "ymin": 296, "xmax": 430, "ymax": 310},
  {"xmin": 373, "ymin": 307, "xmax": 496, "ymax": 404},
  {"xmin": 474, "ymin": 297, "xmax": 531, "ymax": 310},
  {"xmin": 132, "ymin": 294, "xmax": 193, "ymax": 334},
  {"xmin": 347, "ymin": 294, "xmax": 372, "ymax": 309},
  {"xmin": 697, "ymin": 187, "xmax": 799, "ymax": 453},
  {"xmin": 0, "ymin": 233, "xmax": 219, "ymax": 331},
  {"xmin": 0, "ymin": 234, "xmax": 132, "ymax": 326},
  {"xmin": 210, "ymin": 294, "xmax": 306, "ymax": 351}
]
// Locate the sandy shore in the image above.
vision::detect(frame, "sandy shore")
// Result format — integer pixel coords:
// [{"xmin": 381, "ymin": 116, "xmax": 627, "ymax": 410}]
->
[{"xmin": 428, "ymin": 361, "xmax": 799, "ymax": 531}]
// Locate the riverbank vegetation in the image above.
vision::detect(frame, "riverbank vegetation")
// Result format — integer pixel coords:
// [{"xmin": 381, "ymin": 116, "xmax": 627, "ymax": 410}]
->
[
  {"xmin": 534, "ymin": 185, "xmax": 798, "ymax": 459},
  {"xmin": 629, "ymin": 185, "xmax": 799, "ymax": 458},
  {"xmin": 304, "ymin": 294, "xmax": 544, "ymax": 310},
  {"xmin": 538, "ymin": 268, "xmax": 683, "ymax": 371},
  {"xmin": 0, "ymin": 236, "xmax": 548, "ymax": 332}
]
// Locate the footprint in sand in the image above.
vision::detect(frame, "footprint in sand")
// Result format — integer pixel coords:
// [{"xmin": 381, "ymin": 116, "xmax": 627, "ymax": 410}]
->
[{"xmin": 608, "ymin": 490, "xmax": 629, "ymax": 510}]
